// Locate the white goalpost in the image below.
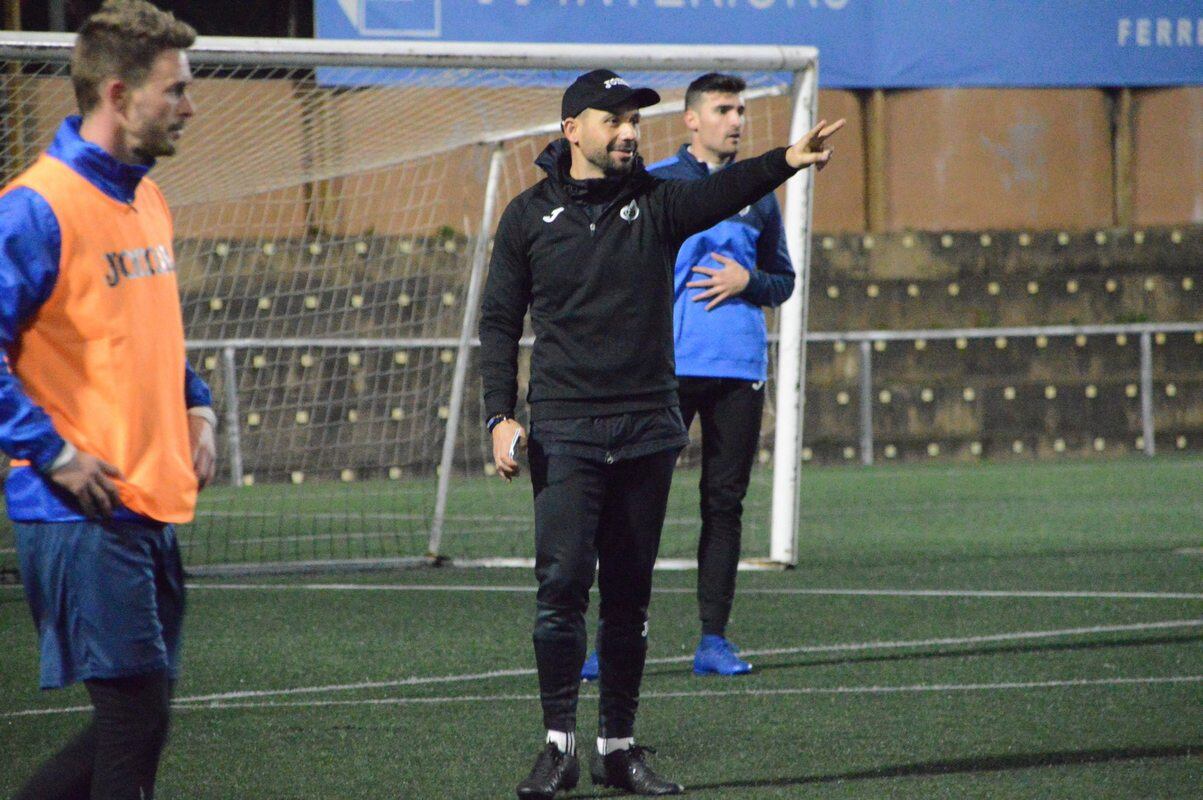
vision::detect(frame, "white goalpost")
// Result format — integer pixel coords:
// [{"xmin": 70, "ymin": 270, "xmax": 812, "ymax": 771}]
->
[
  {"xmin": 770, "ymin": 66, "xmax": 819, "ymax": 566},
  {"xmin": 0, "ymin": 33, "xmax": 818, "ymax": 571}
]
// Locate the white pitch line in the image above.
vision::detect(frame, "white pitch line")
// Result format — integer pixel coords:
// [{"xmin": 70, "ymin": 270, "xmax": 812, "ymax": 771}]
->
[
  {"xmin": 171, "ymin": 674, "xmax": 1203, "ymax": 712},
  {"xmin": 198, "ymin": 511, "xmax": 428, "ymax": 520},
  {"xmin": 7, "ymin": 582, "xmax": 1202, "ymax": 602},
  {"xmin": 0, "ymin": 667, "xmax": 534, "ymax": 719},
  {"xmin": 195, "ymin": 510, "xmax": 692, "ymax": 524},
  {"xmin": 737, "ymin": 619, "xmax": 1203, "ymax": 659},
  {"xmin": 9, "ymin": 675, "xmax": 1200, "ymax": 718},
  {"xmin": 184, "ymin": 583, "xmax": 1203, "ymax": 601},
  {"xmin": 188, "ymin": 583, "xmax": 536, "ymax": 593},
  {"xmin": 744, "ymin": 588, "xmax": 1203, "ymax": 601},
  {"xmin": 179, "ymin": 666, "xmax": 536, "ymax": 703},
  {"xmin": 4, "ymin": 618, "xmax": 1199, "ymax": 719}
]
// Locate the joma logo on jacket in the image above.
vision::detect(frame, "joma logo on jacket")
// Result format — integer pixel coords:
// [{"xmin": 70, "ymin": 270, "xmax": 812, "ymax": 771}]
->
[{"xmin": 103, "ymin": 244, "xmax": 175, "ymax": 287}]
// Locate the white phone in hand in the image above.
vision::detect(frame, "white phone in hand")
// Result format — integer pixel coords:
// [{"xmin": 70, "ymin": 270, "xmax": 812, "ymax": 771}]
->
[{"xmin": 507, "ymin": 429, "xmax": 522, "ymax": 460}]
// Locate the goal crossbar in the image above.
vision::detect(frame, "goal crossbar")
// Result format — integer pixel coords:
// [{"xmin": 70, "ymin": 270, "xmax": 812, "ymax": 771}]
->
[{"xmin": 0, "ymin": 31, "xmax": 817, "ymax": 73}]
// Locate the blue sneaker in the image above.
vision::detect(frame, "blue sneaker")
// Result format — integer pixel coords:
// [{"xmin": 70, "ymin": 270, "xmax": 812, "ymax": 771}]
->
[
  {"xmin": 692, "ymin": 635, "xmax": 752, "ymax": 676},
  {"xmin": 580, "ymin": 650, "xmax": 600, "ymax": 682}
]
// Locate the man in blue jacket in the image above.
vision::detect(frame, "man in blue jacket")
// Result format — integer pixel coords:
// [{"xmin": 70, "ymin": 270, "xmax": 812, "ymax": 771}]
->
[
  {"xmin": 582, "ymin": 73, "xmax": 794, "ymax": 682},
  {"xmin": 656, "ymin": 72, "xmax": 798, "ymax": 675}
]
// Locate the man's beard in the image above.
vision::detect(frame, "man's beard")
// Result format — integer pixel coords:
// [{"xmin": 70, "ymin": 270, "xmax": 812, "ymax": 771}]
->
[
  {"xmin": 134, "ymin": 143, "xmax": 175, "ymax": 162},
  {"xmin": 133, "ymin": 128, "xmax": 179, "ymax": 163},
  {"xmin": 587, "ymin": 145, "xmax": 635, "ymax": 177}
]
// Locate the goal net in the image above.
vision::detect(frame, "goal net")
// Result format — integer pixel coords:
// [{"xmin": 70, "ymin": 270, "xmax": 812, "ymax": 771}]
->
[{"xmin": 0, "ymin": 35, "xmax": 818, "ymax": 574}]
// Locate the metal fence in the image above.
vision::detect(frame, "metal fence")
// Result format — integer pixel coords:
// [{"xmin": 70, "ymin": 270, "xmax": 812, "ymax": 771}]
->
[
  {"xmin": 194, "ymin": 319, "xmax": 1203, "ymax": 487},
  {"xmin": 804, "ymin": 321, "xmax": 1203, "ymax": 465}
]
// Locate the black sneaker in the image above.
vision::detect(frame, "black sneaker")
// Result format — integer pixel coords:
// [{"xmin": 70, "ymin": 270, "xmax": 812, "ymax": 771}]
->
[
  {"xmin": 590, "ymin": 745, "xmax": 684, "ymax": 795},
  {"xmin": 516, "ymin": 743, "xmax": 580, "ymax": 800}
]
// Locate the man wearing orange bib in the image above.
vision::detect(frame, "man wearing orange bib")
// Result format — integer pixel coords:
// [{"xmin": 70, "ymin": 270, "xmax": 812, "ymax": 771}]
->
[{"xmin": 1, "ymin": 3, "xmax": 213, "ymax": 798}]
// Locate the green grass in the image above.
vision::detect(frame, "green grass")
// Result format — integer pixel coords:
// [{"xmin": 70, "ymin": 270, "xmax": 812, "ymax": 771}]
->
[
  {"xmin": 2, "ymin": 456, "xmax": 1201, "ymax": 798},
  {"xmin": 15, "ymin": 451, "xmax": 1195, "ymax": 568}
]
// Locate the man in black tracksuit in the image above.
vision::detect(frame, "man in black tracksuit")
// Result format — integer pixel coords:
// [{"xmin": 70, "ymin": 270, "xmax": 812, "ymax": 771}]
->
[{"xmin": 480, "ymin": 69, "xmax": 842, "ymax": 800}]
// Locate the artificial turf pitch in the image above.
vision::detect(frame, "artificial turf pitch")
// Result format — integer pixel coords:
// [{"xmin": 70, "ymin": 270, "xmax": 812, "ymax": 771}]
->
[{"xmin": 1, "ymin": 456, "xmax": 1200, "ymax": 798}]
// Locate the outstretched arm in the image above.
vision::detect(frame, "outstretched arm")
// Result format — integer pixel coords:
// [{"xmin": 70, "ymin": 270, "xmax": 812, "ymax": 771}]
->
[
  {"xmin": 784, "ymin": 118, "xmax": 845, "ymax": 171},
  {"xmin": 657, "ymin": 119, "xmax": 845, "ymax": 245}
]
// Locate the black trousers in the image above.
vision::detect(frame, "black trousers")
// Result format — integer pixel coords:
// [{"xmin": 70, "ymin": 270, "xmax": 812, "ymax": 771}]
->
[
  {"xmin": 678, "ymin": 376, "xmax": 766, "ymax": 637},
  {"xmin": 14, "ymin": 671, "xmax": 173, "ymax": 800},
  {"xmin": 528, "ymin": 434, "xmax": 679, "ymax": 739}
]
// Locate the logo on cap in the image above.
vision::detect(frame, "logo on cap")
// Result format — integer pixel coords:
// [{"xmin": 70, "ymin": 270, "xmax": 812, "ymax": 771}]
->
[{"xmin": 562, "ymin": 70, "xmax": 661, "ymax": 121}]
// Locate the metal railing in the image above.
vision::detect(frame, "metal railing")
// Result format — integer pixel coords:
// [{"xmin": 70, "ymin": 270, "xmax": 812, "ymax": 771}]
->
[
  {"xmin": 190, "ymin": 319, "xmax": 1203, "ymax": 487},
  {"xmin": 804, "ymin": 321, "xmax": 1203, "ymax": 465}
]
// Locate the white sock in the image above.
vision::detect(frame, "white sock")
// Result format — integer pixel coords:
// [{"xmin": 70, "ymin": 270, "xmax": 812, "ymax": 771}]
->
[
  {"xmin": 546, "ymin": 730, "xmax": 575, "ymax": 755},
  {"xmin": 597, "ymin": 736, "xmax": 634, "ymax": 755}
]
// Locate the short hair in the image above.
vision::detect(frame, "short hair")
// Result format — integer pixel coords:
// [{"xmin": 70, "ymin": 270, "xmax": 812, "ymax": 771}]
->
[
  {"xmin": 684, "ymin": 73, "xmax": 747, "ymax": 110},
  {"xmin": 71, "ymin": 0, "xmax": 196, "ymax": 115}
]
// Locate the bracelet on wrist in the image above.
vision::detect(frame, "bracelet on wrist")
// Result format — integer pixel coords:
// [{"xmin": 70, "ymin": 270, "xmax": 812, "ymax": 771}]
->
[{"xmin": 486, "ymin": 414, "xmax": 511, "ymax": 433}]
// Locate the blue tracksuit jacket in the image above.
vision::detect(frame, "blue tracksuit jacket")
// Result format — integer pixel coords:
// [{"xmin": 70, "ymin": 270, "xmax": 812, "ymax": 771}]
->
[{"xmin": 649, "ymin": 144, "xmax": 795, "ymax": 382}]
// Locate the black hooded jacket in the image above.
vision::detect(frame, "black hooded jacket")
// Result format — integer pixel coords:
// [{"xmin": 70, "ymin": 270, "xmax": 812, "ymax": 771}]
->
[{"xmin": 479, "ymin": 138, "xmax": 799, "ymax": 422}]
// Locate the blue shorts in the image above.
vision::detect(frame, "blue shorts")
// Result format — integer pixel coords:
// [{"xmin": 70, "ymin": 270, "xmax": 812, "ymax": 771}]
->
[{"xmin": 14, "ymin": 519, "xmax": 186, "ymax": 690}]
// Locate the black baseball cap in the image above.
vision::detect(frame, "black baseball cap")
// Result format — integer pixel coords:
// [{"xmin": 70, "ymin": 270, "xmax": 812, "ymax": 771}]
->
[{"xmin": 561, "ymin": 69, "xmax": 661, "ymax": 120}]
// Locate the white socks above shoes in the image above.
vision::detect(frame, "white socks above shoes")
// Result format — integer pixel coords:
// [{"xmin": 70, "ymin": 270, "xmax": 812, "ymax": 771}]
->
[
  {"xmin": 544, "ymin": 730, "xmax": 634, "ymax": 756},
  {"xmin": 546, "ymin": 730, "xmax": 575, "ymax": 755},
  {"xmin": 597, "ymin": 737, "xmax": 634, "ymax": 755}
]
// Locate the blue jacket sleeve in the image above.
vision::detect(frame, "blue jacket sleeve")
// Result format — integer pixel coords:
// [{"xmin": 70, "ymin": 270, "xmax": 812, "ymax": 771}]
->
[
  {"xmin": 184, "ymin": 360, "xmax": 212, "ymax": 409},
  {"xmin": 0, "ymin": 187, "xmax": 68, "ymax": 471},
  {"xmin": 741, "ymin": 195, "xmax": 795, "ymax": 309}
]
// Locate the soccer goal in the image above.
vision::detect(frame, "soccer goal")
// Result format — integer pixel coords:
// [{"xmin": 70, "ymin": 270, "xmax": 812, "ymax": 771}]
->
[{"xmin": 0, "ymin": 34, "xmax": 818, "ymax": 573}]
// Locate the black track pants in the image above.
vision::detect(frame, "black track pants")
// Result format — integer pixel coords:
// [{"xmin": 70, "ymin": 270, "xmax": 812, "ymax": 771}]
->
[
  {"xmin": 678, "ymin": 376, "xmax": 765, "ymax": 637},
  {"xmin": 529, "ymin": 441, "xmax": 678, "ymax": 738}
]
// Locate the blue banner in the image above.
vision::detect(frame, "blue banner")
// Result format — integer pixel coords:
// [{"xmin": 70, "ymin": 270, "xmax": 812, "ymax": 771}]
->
[{"xmin": 316, "ymin": 0, "xmax": 1203, "ymax": 88}]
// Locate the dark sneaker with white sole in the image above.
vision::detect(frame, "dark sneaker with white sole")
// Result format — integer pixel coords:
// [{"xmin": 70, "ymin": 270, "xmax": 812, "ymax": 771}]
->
[
  {"xmin": 516, "ymin": 743, "xmax": 579, "ymax": 800},
  {"xmin": 590, "ymin": 745, "xmax": 684, "ymax": 795}
]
